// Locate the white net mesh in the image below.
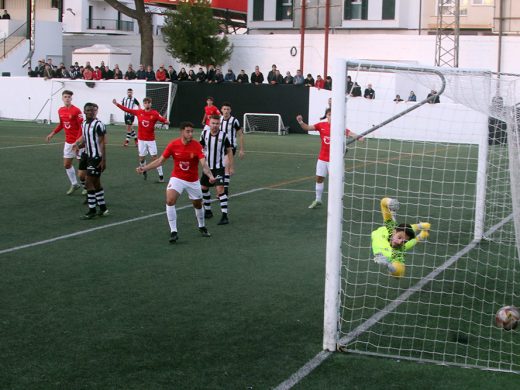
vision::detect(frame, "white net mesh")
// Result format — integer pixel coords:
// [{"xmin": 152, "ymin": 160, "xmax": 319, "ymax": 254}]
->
[
  {"xmin": 243, "ymin": 113, "xmax": 286, "ymax": 135},
  {"xmin": 334, "ymin": 61, "xmax": 520, "ymax": 373}
]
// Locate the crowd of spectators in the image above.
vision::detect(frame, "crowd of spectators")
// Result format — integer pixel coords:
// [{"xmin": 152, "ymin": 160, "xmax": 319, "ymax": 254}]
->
[{"xmin": 27, "ymin": 60, "xmax": 336, "ymax": 90}]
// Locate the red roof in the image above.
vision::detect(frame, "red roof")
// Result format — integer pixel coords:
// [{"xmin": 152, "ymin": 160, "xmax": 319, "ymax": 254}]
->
[{"xmin": 144, "ymin": 0, "xmax": 247, "ymax": 14}]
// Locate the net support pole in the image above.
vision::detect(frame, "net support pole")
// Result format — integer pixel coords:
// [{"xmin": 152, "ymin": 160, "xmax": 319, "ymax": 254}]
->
[
  {"xmin": 474, "ymin": 121, "xmax": 489, "ymax": 240},
  {"xmin": 322, "ymin": 58, "xmax": 347, "ymax": 351}
]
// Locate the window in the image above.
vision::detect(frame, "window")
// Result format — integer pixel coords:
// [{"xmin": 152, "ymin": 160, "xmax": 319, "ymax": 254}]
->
[
  {"xmin": 253, "ymin": 0, "xmax": 264, "ymax": 21},
  {"xmin": 437, "ymin": 0, "xmax": 468, "ymax": 17},
  {"xmin": 344, "ymin": 0, "xmax": 368, "ymax": 20},
  {"xmin": 472, "ymin": 0, "xmax": 493, "ymax": 4},
  {"xmin": 276, "ymin": 0, "xmax": 293, "ymax": 21},
  {"xmin": 382, "ymin": 0, "xmax": 395, "ymax": 20}
]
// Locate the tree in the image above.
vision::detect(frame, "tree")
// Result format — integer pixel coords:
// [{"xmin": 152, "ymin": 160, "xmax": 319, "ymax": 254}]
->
[
  {"xmin": 162, "ymin": 1, "xmax": 233, "ymax": 68},
  {"xmin": 104, "ymin": 0, "xmax": 154, "ymax": 67}
]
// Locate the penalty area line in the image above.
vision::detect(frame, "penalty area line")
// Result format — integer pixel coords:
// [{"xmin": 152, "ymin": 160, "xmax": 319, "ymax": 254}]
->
[
  {"xmin": 0, "ymin": 187, "xmax": 266, "ymax": 256},
  {"xmin": 274, "ymin": 213, "xmax": 513, "ymax": 390}
]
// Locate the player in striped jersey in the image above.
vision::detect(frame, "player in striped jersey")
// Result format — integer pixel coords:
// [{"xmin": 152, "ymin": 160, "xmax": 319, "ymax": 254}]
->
[
  {"xmin": 45, "ymin": 90, "xmax": 83, "ymax": 195},
  {"xmin": 74, "ymin": 103, "xmax": 109, "ymax": 219},
  {"xmin": 200, "ymin": 115, "xmax": 234, "ymax": 225},
  {"xmin": 121, "ymin": 88, "xmax": 140, "ymax": 147},
  {"xmin": 220, "ymin": 102, "xmax": 244, "ymax": 195}
]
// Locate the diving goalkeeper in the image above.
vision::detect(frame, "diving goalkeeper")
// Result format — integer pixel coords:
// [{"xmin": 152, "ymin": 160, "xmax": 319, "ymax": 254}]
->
[{"xmin": 371, "ymin": 198, "xmax": 431, "ymax": 277}]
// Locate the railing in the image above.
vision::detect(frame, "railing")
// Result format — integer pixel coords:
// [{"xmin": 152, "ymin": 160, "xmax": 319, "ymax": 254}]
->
[
  {"xmin": 86, "ymin": 19, "xmax": 134, "ymax": 32},
  {"xmin": 1, "ymin": 22, "xmax": 27, "ymax": 59}
]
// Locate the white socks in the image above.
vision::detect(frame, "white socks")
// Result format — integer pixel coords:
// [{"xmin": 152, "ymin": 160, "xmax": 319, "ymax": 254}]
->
[
  {"xmin": 315, "ymin": 182, "xmax": 324, "ymax": 202},
  {"xmin": 157, "ymin": 165, "xmax": 163, "ymax": 176},
  {"xmin": 66, "ymin": 167, "xmax": 78, "ymax": 185},
  {"xmin": 194, "ymin": 207, "xmax": 205, "ymax": 228},
  {"xmin": 166, "ymin": 205, "xmax": 177, "ymax": 232}
]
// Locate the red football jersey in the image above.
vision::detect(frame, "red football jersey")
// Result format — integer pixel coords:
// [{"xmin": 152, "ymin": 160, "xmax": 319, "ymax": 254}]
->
[
  {"xmin": 162, "ymin": 138, "xmax": 205, "ymax": 182},
  {"xmin": 116, "ymin": 103, "xmax": 167, "ymax": 141},
  {"xmin": 53, "ymin": 105, "xmax": 83, "ymax": 144},
  {"xmin": 204, "ymin": 105, "xmax": 221, "ymax": 125},
  {"xmin": 313, "ymin": 121, "xmax": 331, "ymax": 162}
]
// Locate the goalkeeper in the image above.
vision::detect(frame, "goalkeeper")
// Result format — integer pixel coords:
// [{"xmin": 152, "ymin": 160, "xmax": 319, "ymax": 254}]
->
[{"xmin": 371, "ymin": 198, "xmax": 431, "ymax": 277}]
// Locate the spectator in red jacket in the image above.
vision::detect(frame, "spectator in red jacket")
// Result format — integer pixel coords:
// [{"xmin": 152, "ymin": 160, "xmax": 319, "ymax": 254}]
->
[
  {"xmin": 315, "ymin": 75, "xmax": 325, "ymax": 89},
  {"xmin": 92, "ymin": 66, "xmax": 102, "ymax": 80},
  {"xmin": 156, "ymin": 64, "xmax": 167, "ymax": 82},
  {"xmin": 83, "ymin": 67, "xmax": 93, "ymax": 80}
]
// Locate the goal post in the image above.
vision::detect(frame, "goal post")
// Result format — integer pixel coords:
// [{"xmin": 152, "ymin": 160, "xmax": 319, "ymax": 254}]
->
[
  {"xmin": 45, "ymin": 79, "xmax": 173, "ymax": 127},
  {"xmin": 243, "ymin": 113, "xmax": 287, "ymax": 135},
  {"xmin": 323, "ymin": 59, "xmax": 520, "ymax": 373}
]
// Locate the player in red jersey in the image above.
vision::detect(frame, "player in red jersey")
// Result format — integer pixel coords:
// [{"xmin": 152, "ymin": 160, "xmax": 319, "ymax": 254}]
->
[
  {"xmin": 45, "ymin": 90, "xmax": 84, "ymax": 195},
  {"xmin": 113, "ymin": 96, "xmax": 169, "ymax": 182},
  {"xmin": 201, "ymin": 96, "xmax": 221, "ymax": 131},
  {"xmin": 136, "ymin": 122, "xmax": 216, "ymax": 243},
  {"xmin": 296, "ymin": 109, "xmax": 363, "ymax": 209}
]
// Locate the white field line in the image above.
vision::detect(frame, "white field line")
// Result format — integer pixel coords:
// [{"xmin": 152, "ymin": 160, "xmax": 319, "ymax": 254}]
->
[
  {"xmin": 0, "ymin": 143, "xmax": 57, "ymax": 150},
  {"xmin": 273, "ymin": 213, "xmax": 513, "ymax": 390},
  {"xmin": 0, "ymin": 187, "xmax": 266, "ymax": 256}
]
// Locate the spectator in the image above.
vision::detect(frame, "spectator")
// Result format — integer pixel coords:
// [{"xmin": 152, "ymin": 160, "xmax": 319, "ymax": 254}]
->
[
  {"xmin": 46, "ymin": 58, "xmax": 57, "ymax": 71},
  {"xmin": 206, "ymin": 64, "xmax": 216, "ymax": 83},
  {"xmin": 346, "ymin": 75, "xmax": 353, "ymax": 94},
  {"xmin": 236, "ymin": 69, "xmax": 249, "ymax": 84},
  {"xmin": 188, "ymin": 69, "xmax": 197, "ymax": 81},
  {"xmin": 78, "ymin": 66, "xmax": 85, "ymax": 78},
  {"xmin": 72, "ymin": 62, "xmax": 81, "ymax": 74},
  {"xmin": 393, "ymin": 94, "xmax": 404, "ymax": 103},
  {"xmin": 304, "ymin": 73, "xmax": 315, "ymax": 87},
  {"xmin": 136, "ymin": 64, "xmax": 146, "ymax": 80},
  {"xmin": 31, "ymin": 60, "xmax": 45, "ymax": 77},
  {"xmin": 272, "ymin": 69, "xmax": 283, "ymax": 85},
  {"xmin": 196, "ymin": 67, "xmax": 206, "ymax": 82},
  {"xmin": 283, "ymin": 71, "xmax": 293, "ymax": 85},
  {"xmin": 56, "ymin": 63, "xmax": 70, "ymax": 79},
  {"xmin": 178, "ymin": 67, "xmax": 188, "ymax": 81},
  {"xmin": 113, "ymin": 66, "xmax": 123, "ymax": 80},
  {"xmin": 427, "ymin": 90, "xmax": 440, "ymax": 104},
  {"xmin": 83, "ymin": 66, "xmax": 93, "ymax": 80},
  {"xmin": 267, "ymin": 64, "xmax": 278, "ymax": 84},
  {"xmin": 92, "ymin": 66, "xmax": 102, "ymax": 80},
  {"xmin": 224, "ymin": 69, "xmax": 236, "ymax": 82},
  {"xmin": 167, "ymin": 65, "xmax": 178, "ymax": 81},
  {"xmin": 350, "ymin": 82, "xmax": 362, "ymax": 97},
  {"xmin": 250, "ymin": 65, "xmax": 264, "ymax": 85},
  {"xmin": 324, "ymin": 76, "xmax": 332, "ymax": 91},
  {"xmin": 364, "ymin": 83, "xmax": 375, "ymax": 99},
  {"xmin": 213, "ymin": 68, "xmax": 224, "ymax": 84},
  {"xmin": 293, "ymin": 69, "xmax": 304, "ymax": 85},
  {"xmin": 407, "ymin": 91, "xmax": 417, "ymax": 102},
  {"xmin": 2, "ymin": 10, "xmax": 11, "ymax": 19},
  {"xmin": 315, "ymin": 75, "xmax": 325, "ymax": 89},
  {"xmin": 85, "ymin": 61, "xmax": 92, "ymax": 70},
  {"xmin": 144, "ymin": 65, "xmax": 156, "ymax": 81},
  {"xmin": 43, "ymin": 64, "xmax": 54, "ymax": 80},
  {"xmin": 69, "ymin": 65, "xmax": 80, "ymax": 80},
  {"xmin": 125, "ymin": 64, "xmax": 137, "ymax": 80},
  {"xmin": 156, "ymin": 64, "xmax": 167, "ymax": 81}
]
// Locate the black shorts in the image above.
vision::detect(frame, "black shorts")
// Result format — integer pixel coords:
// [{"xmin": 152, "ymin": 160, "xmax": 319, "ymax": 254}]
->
[
  {"xmin": 124, "ymin": 114, "xmax": 135, "ymax": 125},
  {"xmin": 200, "ymin": 168, "xmax": 225, "ymax": 187},
  {"xmin": 87, "ymin": 156, "xmax": 103, "ymax": 177},
  {"xmin": 78, "ymin": 152, "xmax": 88, "ymax": 170}
]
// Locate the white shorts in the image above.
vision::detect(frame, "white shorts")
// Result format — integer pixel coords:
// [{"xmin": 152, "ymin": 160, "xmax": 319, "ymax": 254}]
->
[
  {"xmin": 138, "ymin": 140, "xmax": 158, "ymax": 157},
  {"xmin": 316, "ymin": 159, "xmax": 329, "ymax": 178},
  {"xmin": 63, "ymin": 142, "xmax": 81, "ymax": 159},
  {"xmin": 167, "ymin": 177, "xmax": 203, "ymax": 200}
]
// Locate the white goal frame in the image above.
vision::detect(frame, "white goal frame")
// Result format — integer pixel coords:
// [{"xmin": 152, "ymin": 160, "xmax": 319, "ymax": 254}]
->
[{"xmin": 243, "ymin": 113, "xmax": 287, "ymax": 135}]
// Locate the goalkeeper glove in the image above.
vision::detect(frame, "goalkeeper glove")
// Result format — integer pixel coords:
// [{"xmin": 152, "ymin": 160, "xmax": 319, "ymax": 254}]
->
[{"xmin": 373, "ymin": 253, "xmax": 389, "ymax": 265}]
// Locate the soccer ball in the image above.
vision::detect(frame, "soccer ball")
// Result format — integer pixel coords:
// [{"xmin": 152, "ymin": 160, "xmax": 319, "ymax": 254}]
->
[
  {"xmin": 388, "ymin": 261, "xmax": 405, "ymax": 278},
  {"xmin": 495, "ymin": 306, "xmax": 520, "ymax": 331}
]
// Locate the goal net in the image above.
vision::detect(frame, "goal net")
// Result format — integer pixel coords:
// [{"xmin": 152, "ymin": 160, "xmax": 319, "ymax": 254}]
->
[
  {"xmin": 44, "ymin": 79, "xmax": 174, "ymax": 127},
  {"xmin": 323, "ymin": 59, "xmax": 520, "ymax": 373},
  {"xmin": 243, "ymin": 113, "xmax": 287, "ymax": 135}
]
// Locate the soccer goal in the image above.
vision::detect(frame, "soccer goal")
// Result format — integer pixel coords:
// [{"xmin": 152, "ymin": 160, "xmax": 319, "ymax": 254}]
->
[
  {"xmin": 243, "ymin": 113, "xmax": 288, "ymax": 135},
  {"xmin": 43, "ymin": 79, "xmax": 174, "ymax": 127},
  {"xmin": 323, "ymin": 59, "xmax": 520, "ymax": 373}
]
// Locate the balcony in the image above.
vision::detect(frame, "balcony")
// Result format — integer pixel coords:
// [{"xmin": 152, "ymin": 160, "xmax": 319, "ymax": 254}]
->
[{"xmin": 86, "ymin": 19, "xmax": 134, "ymax": 32}]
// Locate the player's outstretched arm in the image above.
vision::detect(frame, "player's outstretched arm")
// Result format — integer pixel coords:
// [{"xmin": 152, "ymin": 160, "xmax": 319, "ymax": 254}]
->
[
  {"xmin": 137, "ymin": 156, "xmax": 164, "ymax": 174},
  {"xmin": 226, "ymin": 147, "xmax": 235, "ymax": 176},
  {"xmin": 238, "ymin": 128, "xmax": 245, "ymax": 159},
  {"xmin": 347, "ymin": 129, "xmax": 365, "ymax": 142},
  {"xmin": 381, "ymin": 197, "xmax": 399, "ymax": 222},
  {"xmin": 296, "ymin": 115, "xmax": 316, "ymax": 132}
]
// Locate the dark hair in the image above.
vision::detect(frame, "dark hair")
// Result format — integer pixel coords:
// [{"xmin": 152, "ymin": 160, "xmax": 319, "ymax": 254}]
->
[
  {"xmin": 84, "ymin": 102, "xmax": 96, "ymax": 110},
  {"xmin": 395, "ymin": 223, "xmax": 416, "ymax": 240},
  {"xmin": 143, "ymin": 97, "xmax": 152, "ymax": 103},
  {"xmin": 221, "ymin": 101, "xmax": 232, "ymax": 108},
  {"xmin": 127, "ymin": 88, "xmax": 133, "ymax": 92},
  {"xmin": 206, "ymin": 96, "xmax": 214, "ymax": 101},
  {"xmin": 62, "ymin": 90, "xmax": 73, "ymax": 96},
  {"xmin": 209, "ymin": 114, "xmax": 220, "ymax": 121},
  {"xmin": 179, "ymin": 121, "xmax": 194, "ymax": 130}
]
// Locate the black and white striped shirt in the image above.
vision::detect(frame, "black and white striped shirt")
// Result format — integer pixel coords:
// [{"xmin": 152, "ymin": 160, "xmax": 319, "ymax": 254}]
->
[
  {"xmin": 220, "ymin": 115, "xmax": 241, "ymax": 148},
  {"xmin": 82, "ymin": 119, "xmax": 106, "ymax": 158},
  {"xmin": 121, "ymin": 96, "xmax": 140, "ymax": 110},
  {"xmin": 200, "ymin": 129, "xmax": 231, "ymax": 169}
]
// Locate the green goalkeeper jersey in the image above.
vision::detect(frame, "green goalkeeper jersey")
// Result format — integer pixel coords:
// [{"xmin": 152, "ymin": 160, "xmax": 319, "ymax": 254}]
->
[{"xmin": 371, "ymin": 220, "xmax": 417, "ymax": 263}]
